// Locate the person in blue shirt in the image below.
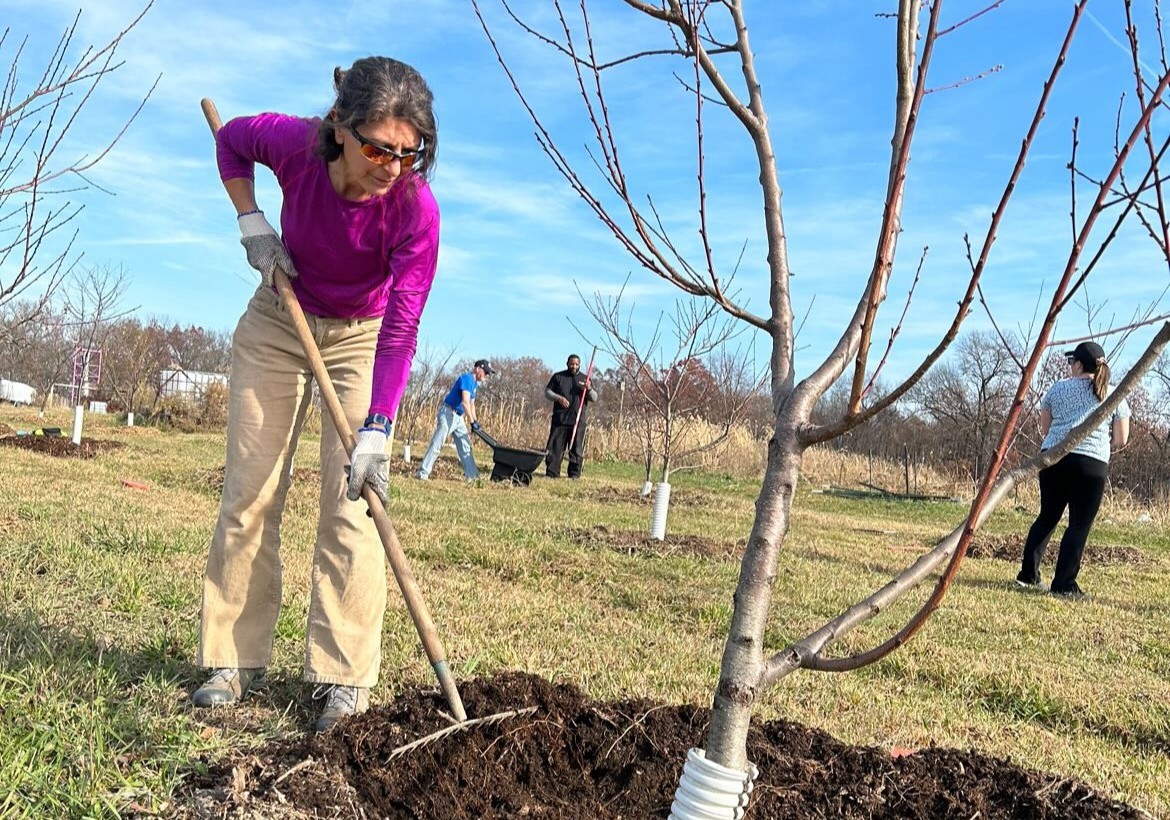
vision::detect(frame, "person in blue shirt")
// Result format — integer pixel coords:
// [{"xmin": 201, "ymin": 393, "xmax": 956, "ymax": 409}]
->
[
  {"xmin": 1016, "ymin": 341, "xmax": 1130, "ymax": 600},
  {"xmin": 415, "ymin": 359, "xmax": 494, "ymax": 480}
]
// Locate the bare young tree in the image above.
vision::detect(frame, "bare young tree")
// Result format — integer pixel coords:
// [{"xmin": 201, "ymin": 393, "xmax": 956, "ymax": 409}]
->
[
  {"xmin": 912, "ymin": 330, "xmax": 1019, "ymax": 479},
  {"xmin": 476, "ymin": 0, "xmax": 1170, "ymax": 787},
  {"xmin": 397, "ymin": 342, "xmax": 459, "ymax": 447},
  {"xmin": 102, "ymin": 317, "xmax": 171, "ymax": 417},
  {"xmin": 57, "ymin": 263, "xmax": 132, "ymax": 405},
  {"xmin": 0, "ymin": 3, "xmax": 156, "ymax": 332},
  {"xmin": 591, "ymin": 293, "xmax": 761, "ymax": 487}
]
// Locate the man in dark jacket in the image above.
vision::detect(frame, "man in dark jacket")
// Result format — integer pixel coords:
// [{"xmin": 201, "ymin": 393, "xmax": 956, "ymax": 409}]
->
[{"xmin": 544, "ymin": 354, "xmax": 598, "ymax": 479}]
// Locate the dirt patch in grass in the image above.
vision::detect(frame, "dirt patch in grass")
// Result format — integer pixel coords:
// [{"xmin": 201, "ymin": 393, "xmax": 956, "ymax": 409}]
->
[
  {"xmin": 179, "ymin": 671, "xmax": 1145, "ymax": 820},
  {"xmin": 568, "ymin": 524, "xmax": 743, "ymax": 560},
  {"xmin": 581, "ymin": 485, "xmax": 731, "ymax": 509},
  {"xmin": 388, "ymin": 456, "xmax": 474, "ymax": 481},
  {"xmin": 193, "ymin": 466, "xmax": 322, "ymax": 493},
  {"xmin": 968, "ymin": 533, "xmax": 1150, "ymax": 565},
  {"xmin": 0, "ymin": 421, "xmax": 14, "ymax": 436},
  {"xmin": 0, "ymin": 435, "xmax": 123, "ymax": 458}
]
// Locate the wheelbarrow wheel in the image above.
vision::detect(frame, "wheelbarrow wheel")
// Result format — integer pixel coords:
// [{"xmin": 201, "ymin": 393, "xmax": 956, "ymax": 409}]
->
[{"xmin": 514, "ymin": 470, "xmax": 533, "ymax": 486}]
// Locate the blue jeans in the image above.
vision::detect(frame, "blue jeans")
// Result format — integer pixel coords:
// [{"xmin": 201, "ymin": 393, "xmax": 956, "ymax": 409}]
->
[{"xmin": 416, "ymin": 405, "xmax": 478, "ymax": 479}]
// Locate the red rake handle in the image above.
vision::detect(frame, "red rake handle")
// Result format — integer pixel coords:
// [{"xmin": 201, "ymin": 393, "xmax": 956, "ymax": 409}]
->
[
  {"xmin": 200, "ymin": 98, "xmax": 466, "ymax": 722},
  {"xmin": 568, "ymin": 346, "xmax": 597, "ymax": 448}
]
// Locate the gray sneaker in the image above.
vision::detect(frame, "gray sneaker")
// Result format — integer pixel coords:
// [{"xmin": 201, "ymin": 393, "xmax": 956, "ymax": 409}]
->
[
  {"xmin": 312, "ymin": 684, "xmax": 370, "ymax": 732},
  {"xmin": 192, "ymin": 667, "xmax": 264, "ymax": 707}
]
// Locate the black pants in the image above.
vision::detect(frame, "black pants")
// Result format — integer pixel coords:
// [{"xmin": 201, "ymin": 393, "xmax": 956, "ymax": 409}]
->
[
  {"xmin": 545, "ymin": 420, "xmax": 585, "ymax": 478},
  {"xmin": 1017, "ymin": 453, "xmax": 1108, "ymax": 593}
]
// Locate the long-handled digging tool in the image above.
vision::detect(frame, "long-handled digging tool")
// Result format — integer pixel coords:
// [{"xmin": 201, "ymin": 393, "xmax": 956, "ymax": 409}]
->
[
  {"xmin": 567, "ymin": 345, "xmax": 597, "ymax": 454},
  {"xmin": 200, "ymin": 98, "xmax": 467, "ymax": 722}
]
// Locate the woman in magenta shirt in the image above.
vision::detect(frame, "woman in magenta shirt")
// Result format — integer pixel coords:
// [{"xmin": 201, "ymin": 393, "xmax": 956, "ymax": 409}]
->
[{"xmin": 193, "ymin": 57, "xmax": 439, "ymax": 732}]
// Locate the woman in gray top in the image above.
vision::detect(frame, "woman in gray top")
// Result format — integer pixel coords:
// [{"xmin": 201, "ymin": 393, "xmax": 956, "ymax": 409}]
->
[{"xmin": 1016, "ymin": 341, "xmax": 1130, "ymax": 599}]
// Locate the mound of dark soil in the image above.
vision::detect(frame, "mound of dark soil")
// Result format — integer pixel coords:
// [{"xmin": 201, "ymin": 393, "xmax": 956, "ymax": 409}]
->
[
  {"xmin": 182, "ymin": 672, "xmax": 1144, "ymax": 819},
  {"xmin": 968, "ymin": 533, "xmax": 1149, "ymax": 565},
  {"xmin": 567, "ymin": 524, "xmax": 743, "ymax": 560},
  {"xmin": 0, "ymin": 435, "xmax": 123, "ymax": 458}
]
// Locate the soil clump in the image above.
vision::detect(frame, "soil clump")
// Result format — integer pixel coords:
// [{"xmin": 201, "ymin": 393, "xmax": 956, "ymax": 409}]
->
[
  {"xmin": 181, "ymin": 672, "xmax": 1145, "ymax": 819},
  {"xmin": 968, "ymin": 533, "xmax": 1149, "ymax": 565},
  {"xmin": 0, "ymin": 435, "xmax": 123, "ymax": 458}
]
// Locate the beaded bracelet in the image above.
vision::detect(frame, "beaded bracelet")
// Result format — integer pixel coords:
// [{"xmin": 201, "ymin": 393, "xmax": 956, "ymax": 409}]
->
[{"xmin": 237, "ymin": 209, "xmax": 263, "ymax": 218}]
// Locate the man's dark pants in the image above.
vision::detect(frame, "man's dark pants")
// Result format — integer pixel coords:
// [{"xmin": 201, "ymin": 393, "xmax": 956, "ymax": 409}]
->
[{"xmin": 545, "ymin": 421, "xmax": 585, "ymax": 478}]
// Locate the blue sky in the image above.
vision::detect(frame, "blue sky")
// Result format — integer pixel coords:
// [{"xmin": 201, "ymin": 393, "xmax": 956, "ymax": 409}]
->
[{"xmin": 4, "ymin": 0, "xmax": 1168, "ymax": 380}]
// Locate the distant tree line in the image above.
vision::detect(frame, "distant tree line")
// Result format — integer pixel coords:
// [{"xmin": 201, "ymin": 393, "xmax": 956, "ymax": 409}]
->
[
  {"xmin": 0, "ymin": 285, "xmax": 231, "ymax": 418},
  {"xmin": 3, "ymin": 300, "xmax": 1168, "ymax": 503}
]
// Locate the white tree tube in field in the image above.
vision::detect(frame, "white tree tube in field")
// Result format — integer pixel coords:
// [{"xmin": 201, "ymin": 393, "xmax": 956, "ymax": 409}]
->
[
  {"xmin": 669, "ymin": 747, "xmax": 759, "ymax": 819},
  {"xmin": 641, "ymin": 480, "xmax": 653, "ymax": 497},
  {"xmin": 403, "ymin": 443, "xmax": 412, "ymax": 463},
  {"xmin": 127, "ymin": 411, "xmax": 135, "ymax": 427},
  {"xmin": 650, "ymin": 482, "xmax": 671, "ymax": 540},
  {"xmin": 71, "ymin": 405, "xmax": 84, "ymax": 444}
]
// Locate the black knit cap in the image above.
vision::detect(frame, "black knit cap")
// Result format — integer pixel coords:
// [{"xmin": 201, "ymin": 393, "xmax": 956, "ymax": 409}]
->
[{"xmin": 1064, "ymin": 341, "xmax": 1106, "ymax": 372}]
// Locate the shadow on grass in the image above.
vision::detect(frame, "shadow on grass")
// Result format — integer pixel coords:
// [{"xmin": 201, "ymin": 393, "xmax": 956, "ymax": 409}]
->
[{"xmin": 0, "ymin": 608, "xmax": 329, "ymax": 743}]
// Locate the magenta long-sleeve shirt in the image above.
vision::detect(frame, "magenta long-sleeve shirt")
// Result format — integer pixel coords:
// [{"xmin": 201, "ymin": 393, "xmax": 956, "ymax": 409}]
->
[{"xmin": 216, "ymin": 113, "xmax": 439, "ymax": 421}]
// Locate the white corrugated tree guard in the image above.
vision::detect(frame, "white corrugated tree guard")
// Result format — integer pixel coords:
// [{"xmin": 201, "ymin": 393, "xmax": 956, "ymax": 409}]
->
[{"xmin": 474, "ymin": 0, "xmax": 1170, "ymax": 812}]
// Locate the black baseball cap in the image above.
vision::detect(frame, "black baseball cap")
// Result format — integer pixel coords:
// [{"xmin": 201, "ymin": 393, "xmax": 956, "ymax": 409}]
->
[
  {"xmin": 1064, "ymin": 341, "xmax": 1106, "ymax": 372},
  {"xmin": 475, "ymin": 359, "xmax": 496, "ymax": 375}
]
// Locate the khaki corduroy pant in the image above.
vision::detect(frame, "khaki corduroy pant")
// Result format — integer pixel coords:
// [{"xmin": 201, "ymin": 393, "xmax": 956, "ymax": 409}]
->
[{"xmin": 198, "ymin": 287, "xmax": 386, "ymax": 687}]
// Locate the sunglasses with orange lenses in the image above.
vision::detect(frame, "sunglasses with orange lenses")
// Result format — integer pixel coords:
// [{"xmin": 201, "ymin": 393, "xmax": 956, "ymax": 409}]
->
[{"xmin": 347, "ymin": 125, "xmax": 425, "ymax": 167}]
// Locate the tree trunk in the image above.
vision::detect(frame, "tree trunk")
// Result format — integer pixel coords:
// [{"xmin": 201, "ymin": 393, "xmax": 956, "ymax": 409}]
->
[{"xmin": 704, "ymin": 417, "xmax": 804, "ymax": 769}]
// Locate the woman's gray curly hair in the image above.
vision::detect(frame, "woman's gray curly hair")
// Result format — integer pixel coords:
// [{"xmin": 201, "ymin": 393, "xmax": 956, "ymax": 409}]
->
[{"xmin": 316, "ymin": 56, "xmax": 437, "ymax": 181}]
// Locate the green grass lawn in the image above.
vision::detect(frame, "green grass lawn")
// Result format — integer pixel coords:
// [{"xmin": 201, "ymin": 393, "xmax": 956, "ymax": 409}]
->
[{"xmin": 0, "ymin": 406, "xmax": 1167, "ymax": 817}]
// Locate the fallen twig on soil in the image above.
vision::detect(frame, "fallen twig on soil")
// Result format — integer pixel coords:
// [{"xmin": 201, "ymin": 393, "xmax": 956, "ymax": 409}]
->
[{"xmin": 384, "ymin": 706, "xmax": 538, "ymax": 762}]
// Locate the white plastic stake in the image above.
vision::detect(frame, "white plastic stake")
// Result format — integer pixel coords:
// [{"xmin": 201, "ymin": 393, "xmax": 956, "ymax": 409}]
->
[{"xmin": 71, "ymin": 405, "xmax": 84, "ymax": 444}]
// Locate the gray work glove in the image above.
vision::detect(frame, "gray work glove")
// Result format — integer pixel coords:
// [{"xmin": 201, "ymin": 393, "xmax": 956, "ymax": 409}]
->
[
  {"xmin": 346, "ymin": 427, "xmax": 389, "ymax": 506},
  {"xmin": 238, "ymin": 211, "xmax": 298, "ymax": 288}
]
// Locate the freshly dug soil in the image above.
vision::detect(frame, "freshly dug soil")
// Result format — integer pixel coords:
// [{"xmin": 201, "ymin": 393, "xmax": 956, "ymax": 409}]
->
[
  {"xmin": 181, "ymin": 672, "xmax": 1144, "ymax": 819},
  {"xmin": 967, "ymin": 533, "xmax": 1149, "ymax": 565},
  {"xmin": 567, "ymin": 524, "xmax": 744, "ymax": 561},
  {"xmin": 0, "ymin": 435, "xmax": 123, "ymax": 458}
]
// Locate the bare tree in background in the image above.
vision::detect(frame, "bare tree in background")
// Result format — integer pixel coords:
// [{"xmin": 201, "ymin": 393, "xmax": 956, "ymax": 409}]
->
[
  {"xmin": 103, "ymin": 317, "xmax": 170, "ymax": 416},
  {"xmin": 477, "ymin": 0, "xmax": 1170, "ymax": 782},
  {"xmin": 0, "ymin": 3, "xmax": 156, "ymax": 334},
  {"xmin": 59, "ymin": 263, "xmax": 132, "ymax": 404},
  {"xmin": 591, "ymin": 293, "xmax": 760, "ymax": 486},
  {"xmin": 0, "ymin": 300, "xmax": 71, "ymax": 407},
  {"xmin": 913, "ymin": 330, "xmax": 1018, "ymax": 480},
  {"xmin": 397, "ymin": 343, "xmax": 459, "ymax": 448}
]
